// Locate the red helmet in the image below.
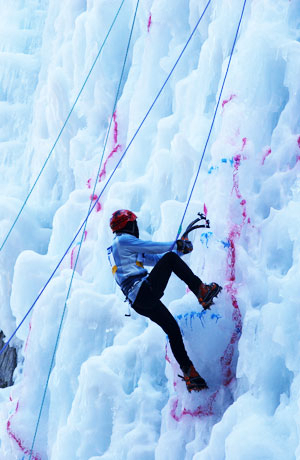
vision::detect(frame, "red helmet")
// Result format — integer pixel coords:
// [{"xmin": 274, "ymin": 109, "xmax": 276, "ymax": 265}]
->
[{"xmin": 110, "ymin": 209, "xmax": 137, "ymax": 232}]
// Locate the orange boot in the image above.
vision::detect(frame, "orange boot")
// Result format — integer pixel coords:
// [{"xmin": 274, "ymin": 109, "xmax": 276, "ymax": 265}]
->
[
  {"xmin": 179, "ymin": 365, "xmax": 208, "ymax": 392},
  {"xmin": 198, "ymin": 282, "xmax": 222, "ymax": 309}
]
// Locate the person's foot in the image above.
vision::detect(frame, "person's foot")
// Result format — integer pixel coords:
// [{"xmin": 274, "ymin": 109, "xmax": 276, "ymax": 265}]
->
[
  {"xmin": 179, "ymin": 365, "xmax": 208, "ymax": 392},
  {"xmin": 197, "ymin": 282, "xmax": 222, "ymax": 309}
]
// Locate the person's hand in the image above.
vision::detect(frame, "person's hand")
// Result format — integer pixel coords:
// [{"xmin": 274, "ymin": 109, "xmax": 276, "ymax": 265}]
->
[{"xmin": 176, "ymin": 238, "xmax": 193, "ymax": 254}]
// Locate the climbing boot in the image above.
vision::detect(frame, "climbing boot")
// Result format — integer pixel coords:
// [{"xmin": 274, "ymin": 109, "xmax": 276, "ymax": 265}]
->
[
  {"xmin": 198, "ymin": 282, "xmax": 222, "ymax": 310},
  {"xmin": 179, "ymin": 365, "xmax": 208, "ymax": 392}
]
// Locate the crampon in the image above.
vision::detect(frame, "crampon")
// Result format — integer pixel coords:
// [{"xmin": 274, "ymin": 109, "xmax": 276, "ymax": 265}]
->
[
  {"xmin": 198, "ymin": 282, "xmax": 222, "ymax": 310},
  {"xmin": 179, "ymin": 365, "xmax": 208, "ymax": 392}
]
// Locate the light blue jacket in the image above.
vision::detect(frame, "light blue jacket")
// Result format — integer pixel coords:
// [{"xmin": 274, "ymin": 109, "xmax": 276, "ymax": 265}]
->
[{"xmin": 109, "ymin": 233, "xmax": 175, "ymax": 303}]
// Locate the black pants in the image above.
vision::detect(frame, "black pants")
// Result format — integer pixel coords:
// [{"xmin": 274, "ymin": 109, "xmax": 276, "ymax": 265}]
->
[{"xmin": 132, "ymin": 252, "xmax": 201, "ymax": 371}]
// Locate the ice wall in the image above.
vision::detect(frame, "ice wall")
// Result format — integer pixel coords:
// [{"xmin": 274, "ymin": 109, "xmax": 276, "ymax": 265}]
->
[
  {"xmin": 0, "ymin": 0, "xmax": 50, "ymax": 358},
  {"xmin": 0, "ymin": 0, "xmax": 300, "ymax": 459}
]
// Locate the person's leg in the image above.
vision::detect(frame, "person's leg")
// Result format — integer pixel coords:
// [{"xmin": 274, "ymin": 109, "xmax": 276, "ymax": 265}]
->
[
  {"xmin": 133, "ymin": 282, "xmax": 208, "ymax": 390},
  {"xmin": 133, "ymin": 281, "xmax": 192, "ymax": 371},
  {"xmin": 147, "ymin": 252, "xmax": 201, "ymax": 299},
  {"xmin": 148, "ymin": 251, "xmax": 222, "ymax": 309},
  {"xmin": 133, "ymin": 277, "xmax": 208, "ymax": 391},
  {"xmin": 148, "ymin": 302, "xmax": 193, "ymax": 371}
]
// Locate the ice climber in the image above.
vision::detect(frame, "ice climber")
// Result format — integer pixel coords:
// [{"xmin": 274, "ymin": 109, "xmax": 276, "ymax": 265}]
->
[{"xmin": 108, "ymin": 209, "xmax": 222, "ymax": 392}]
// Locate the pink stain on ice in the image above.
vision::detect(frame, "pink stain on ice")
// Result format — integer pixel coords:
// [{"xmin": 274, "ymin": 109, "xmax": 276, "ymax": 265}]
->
[
  {"xmin": 80, "ymin": 111, "xmax": 123, "ymax": 271},
  {"xmin": 165, "ymin": 344, "xmax": 179, "ymax": 389},
  {"xmin": 296, "ymin": 136, "xmax": 300, "ymax": 163},
  {"xmin": 98, "ymin": 144, "xmax": 122, "ymax": 182},
  {"xmin": 203, "ymin": 203, "xmax": 208, "ymax": 217},
  {"xmin": 113, "ymin": 112, "xmax": 118, "ymax": 144},
  {"xmin": 227, "ymin": 129, "xmax": 242, "ymax": 147},
  {"xmin": 261, "ymin": 147, "xmax": 272, "ymax": 165},
  {"xmin": 222, "ymin": 94, "xmax": 236, "ymax": 109},
  {"xmin": 7, "ymin": 401, "xmax": 41, "ymax": 460},
  {"xmin": 221, "ymin": 146, "xmax": 246, "ymax": 386},
  {"xmin": 165, "ymin": 343, "xmax": 171, "ymax": 364},
  {"xmin": 170, "ymin": 143, "xmax": 246, "ymax": 422},
  {"xmin": 90, "ymin": 194, "xmax": 102, "ymax": 212},
  {"xmin": 232, "ymin": 154, "xmax": 248, "ymax": 221},
  {"xmin": 24, "ymin": 321, "xmax": 32, "ymax": 353},
  {"xmin": 99, "ymin": 111, "xmax": 122, "ymax": 183},
  {"xmin": 221, "ymin": 227, "xmax": 243, "ymax": 386},
  {"xmin": 70, "ymin": 246, "xmax": 77, "ymax": 269},
  {"xmin": 147, "ymin": 13, "xmax": 152, "ymax": 32},
  {"xmin": 70, "ymin": 231, "xmax": 87, "ymax": 269},
  {"xmin": 170, "ymin": 392, "xmax": 218, "ymax": 421},
  {"xmin": 241, "ymin": 137, "xmax": 247, "ymax": 151}
]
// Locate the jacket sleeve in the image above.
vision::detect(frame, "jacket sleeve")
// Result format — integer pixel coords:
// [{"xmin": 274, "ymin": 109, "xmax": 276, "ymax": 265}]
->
[
  {"xmin": 118, "ymin": 234, "xmax": 175, "ymax": 254},
  {"xmin": 141, "ymin": 253, "xmax": 162, "ymax": 266}
]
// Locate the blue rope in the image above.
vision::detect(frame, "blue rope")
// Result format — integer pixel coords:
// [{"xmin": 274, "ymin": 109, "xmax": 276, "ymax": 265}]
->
[
  {"xmin": 27, "ymin": 2, "xmax": 140, "ymax": 459},
  {"xmin": 175, "ymin": 0, "xmax": 247, "ymax": 242},
  {"xmin": 0, "ymin": 0, "xmax": 126, "ymax": 253},
  {"xmin": 0, "ymin": 0, "xmax": 212, "ymax": 358}
]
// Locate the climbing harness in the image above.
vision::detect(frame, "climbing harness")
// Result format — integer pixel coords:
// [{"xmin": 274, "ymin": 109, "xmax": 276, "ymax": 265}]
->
[
  {"xmin": 107, "ymin": 244, "xmax": 146, "ymax": 316},
  {"xmin": 107, "ymin": 245, "xmax": 131, "ymax": 315},
  {"xmin": 108, "ymin": 245, "xmax": 144, "ymax": 277}
]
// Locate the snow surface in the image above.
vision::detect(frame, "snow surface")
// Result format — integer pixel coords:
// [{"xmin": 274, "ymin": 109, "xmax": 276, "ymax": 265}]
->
[{"xmin": 0, "ymin": 0, "xmax": 300, "ymax": 459}]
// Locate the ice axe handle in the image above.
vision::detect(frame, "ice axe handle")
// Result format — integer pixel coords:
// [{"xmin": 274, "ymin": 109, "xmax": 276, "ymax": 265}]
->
[{"xmin": 181, "ymin": 213, "xmax": 210, "ymax": 239}]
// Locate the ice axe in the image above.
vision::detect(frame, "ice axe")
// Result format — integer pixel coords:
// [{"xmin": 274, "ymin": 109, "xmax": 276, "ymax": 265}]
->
[{"xmin": 181, "ymin": 212, "xmax": 210, "ymax": 240}]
